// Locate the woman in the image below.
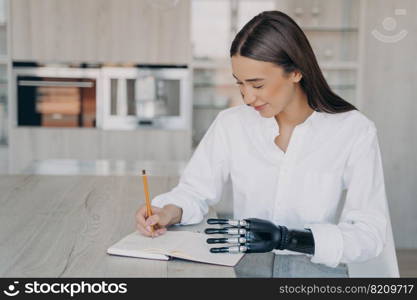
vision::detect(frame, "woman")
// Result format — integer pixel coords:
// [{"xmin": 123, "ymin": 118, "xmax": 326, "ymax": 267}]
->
[{"xmin": 135, "ymin": 11, "xmax": 387, "ymax": 277}]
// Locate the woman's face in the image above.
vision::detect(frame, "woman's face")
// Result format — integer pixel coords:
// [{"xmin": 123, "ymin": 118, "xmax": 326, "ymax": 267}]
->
[{"xmin": 231, "ymin": 55, "xmax": 302, "ymax": 118}]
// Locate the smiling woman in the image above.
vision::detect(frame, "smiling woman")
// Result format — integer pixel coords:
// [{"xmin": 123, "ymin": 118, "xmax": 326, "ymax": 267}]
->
[
  {"xmin": 136, "ymin": 10, "xmax": 389, "ymax": 278},
  {"xmin": 231, "ymin": 56, "xmax": 306, "ymax": 120},
  {"xmin": 230, "ymin": 10, "xmax": 357, "ymax": 115}
]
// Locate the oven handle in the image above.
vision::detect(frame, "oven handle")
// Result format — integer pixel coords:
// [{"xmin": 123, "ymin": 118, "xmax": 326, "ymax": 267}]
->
[{"xmin": 18, "ymin": 80, "xmax": 94, "ymax": 88}]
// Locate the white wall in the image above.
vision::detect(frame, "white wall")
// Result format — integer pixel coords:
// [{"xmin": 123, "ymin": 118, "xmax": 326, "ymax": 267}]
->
[{"xmin": 360, "ymin": 0, "xmax": 417, "ymax": 248}]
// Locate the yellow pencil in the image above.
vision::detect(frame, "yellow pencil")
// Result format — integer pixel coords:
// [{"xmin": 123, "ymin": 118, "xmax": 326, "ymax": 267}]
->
[{"xmin": 142, "ymin": 169, "xmax": 154, "ymax": 236}]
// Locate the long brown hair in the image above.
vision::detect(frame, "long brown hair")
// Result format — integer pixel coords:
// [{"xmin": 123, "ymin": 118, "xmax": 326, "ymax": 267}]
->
[{"xmin": 230, "ymin": 11, "xmax": 357, "ymax": 113}]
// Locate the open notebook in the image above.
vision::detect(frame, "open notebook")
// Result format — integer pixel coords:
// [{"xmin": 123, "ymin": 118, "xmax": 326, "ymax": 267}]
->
[{"xmin": 107, "ymin": 231, "xmax": 244, "ymax": 267}]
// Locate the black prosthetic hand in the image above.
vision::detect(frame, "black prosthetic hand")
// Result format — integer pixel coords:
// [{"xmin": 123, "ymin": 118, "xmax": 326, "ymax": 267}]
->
[{"xmin": 205, "ymin": 218, "xmax": 315, "ymax": 255}]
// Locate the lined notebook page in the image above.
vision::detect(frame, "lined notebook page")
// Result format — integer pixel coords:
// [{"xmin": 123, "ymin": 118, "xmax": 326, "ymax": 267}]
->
[{"xmin": 107, "ymin": 231, "xmax": 172, "ymax": 260}]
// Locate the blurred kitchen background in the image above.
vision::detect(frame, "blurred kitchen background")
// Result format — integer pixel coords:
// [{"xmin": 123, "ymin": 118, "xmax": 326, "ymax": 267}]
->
[{"xmin": 0, "ymin": 0, "xmax": 416, "ymax": 276}]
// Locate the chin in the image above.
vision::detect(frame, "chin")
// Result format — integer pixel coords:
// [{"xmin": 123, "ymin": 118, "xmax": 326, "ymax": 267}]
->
[{"xmin": 259, "ymin": 109, "xmax": 276, "ymax": 118}]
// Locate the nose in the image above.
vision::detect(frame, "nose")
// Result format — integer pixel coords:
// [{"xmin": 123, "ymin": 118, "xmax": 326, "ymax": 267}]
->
[{"xmin": 241, "ymin": 89, "xmax": 257, "ymax": 106}]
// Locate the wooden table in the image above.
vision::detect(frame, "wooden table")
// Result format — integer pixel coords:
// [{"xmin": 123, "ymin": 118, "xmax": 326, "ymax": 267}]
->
[
  {"xmin": 1, "ymin": 174, "xmax": 340, "ymax": 278},
  {"xmin": 0, "ymin": 175, "xmax": 235, "ymax": 277}
]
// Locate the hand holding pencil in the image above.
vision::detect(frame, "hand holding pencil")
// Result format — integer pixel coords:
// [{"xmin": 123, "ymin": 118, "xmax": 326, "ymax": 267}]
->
[{"xmin": 135, "ymin": 169, "xmax": 180, "ymax": 237}]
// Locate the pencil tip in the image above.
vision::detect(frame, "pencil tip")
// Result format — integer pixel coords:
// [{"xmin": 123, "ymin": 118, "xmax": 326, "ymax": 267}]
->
[{"xmin": 142, "ymin": 169, "xmax": 146, "ymax": 175}]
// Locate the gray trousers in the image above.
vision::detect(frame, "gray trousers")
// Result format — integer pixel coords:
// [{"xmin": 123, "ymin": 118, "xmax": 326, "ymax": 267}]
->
[{"xmin": 235, "ymin": 253, "xmax": 349, "ymax": 278}]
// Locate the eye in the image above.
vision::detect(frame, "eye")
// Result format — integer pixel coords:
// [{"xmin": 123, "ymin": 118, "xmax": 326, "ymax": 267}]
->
[
  {"xmin": 253, "ymin": 85, "xmax": 264, "ymax": 89},
  {"xmin": 235, "ymin": 81, "xmax": 243, "ymax": 86}
]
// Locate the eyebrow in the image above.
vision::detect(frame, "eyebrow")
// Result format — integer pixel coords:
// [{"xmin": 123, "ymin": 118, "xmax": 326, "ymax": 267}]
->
[{"xmin": 232, "ymin": 74, "xmax": 265, "ymax": 82}]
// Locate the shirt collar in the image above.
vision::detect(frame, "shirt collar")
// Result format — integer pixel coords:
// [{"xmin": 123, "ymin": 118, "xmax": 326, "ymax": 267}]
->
[{"xmin": 261, "ymin": 109, "xmax": 320, "ymax": 142}]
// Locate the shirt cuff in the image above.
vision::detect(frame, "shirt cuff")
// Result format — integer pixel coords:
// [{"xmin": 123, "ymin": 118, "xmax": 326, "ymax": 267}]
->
[
  {"xmin": 304, "ymin": 223, "xmax": 344, "ymax": 268},
  {"xmin": 151, "ymin": 194, "xmax": 194, "ymax": 225}
]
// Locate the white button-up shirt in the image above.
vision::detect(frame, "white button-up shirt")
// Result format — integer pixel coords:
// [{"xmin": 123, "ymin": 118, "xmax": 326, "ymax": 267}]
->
[{"xmin": 152, "ymin": 104, "xmax": 388, "ymax": 268}]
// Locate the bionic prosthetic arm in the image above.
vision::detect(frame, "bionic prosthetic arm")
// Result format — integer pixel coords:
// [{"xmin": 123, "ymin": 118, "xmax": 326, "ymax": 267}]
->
[{"xmin": 205, "ymin": 218, "xmax": 315, "ymax": 255}]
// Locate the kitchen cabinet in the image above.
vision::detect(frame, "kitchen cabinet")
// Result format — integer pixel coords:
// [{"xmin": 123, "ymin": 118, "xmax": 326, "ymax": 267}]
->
[
  {"xmin": 9, "ymin": 127, "xmax": 192, "ymax": 173},
  {"xmin": 11, "ymin": 0, "xmax": 190, "ymax": 64}
]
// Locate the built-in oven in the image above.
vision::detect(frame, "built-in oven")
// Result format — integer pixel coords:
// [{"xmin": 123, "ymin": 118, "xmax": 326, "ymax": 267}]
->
[
  {"xmin": 101, "ymin": 66, "xmax": 191, "ymax": 130},
  {"xmin": 13, "ymin": 67, "xmax": 100, "ymax": 128}
]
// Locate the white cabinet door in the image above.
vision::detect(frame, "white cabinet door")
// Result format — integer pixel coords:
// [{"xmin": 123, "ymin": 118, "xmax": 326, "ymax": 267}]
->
[{"xmin": 11, "ymin": 0, "xmax": 190, "ymax": 64}]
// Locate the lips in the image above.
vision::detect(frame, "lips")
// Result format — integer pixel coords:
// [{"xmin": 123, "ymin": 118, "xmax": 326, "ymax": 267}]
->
[{"xmin": 254, "ymin": 104, "xmax": 267, "ymax": 111}]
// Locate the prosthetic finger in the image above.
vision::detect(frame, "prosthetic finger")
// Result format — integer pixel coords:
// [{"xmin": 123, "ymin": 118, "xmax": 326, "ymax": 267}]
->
[
  {"xmin": 210, "ymin": 245, "xmax": 248, "ymax": 253},
  {"xmin": 206, "ymin": 237, "xmax": 247, "ymax": 244},
  {"xmin": 204, "ymin": 227, "xmax": 247, "ymax": 235},
  {"xmin": 207, "ymin": 218, "xmax": 249, "ymax": 228}
]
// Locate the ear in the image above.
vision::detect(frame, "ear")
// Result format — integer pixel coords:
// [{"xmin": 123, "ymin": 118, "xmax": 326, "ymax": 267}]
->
[{"xmin": 291, "ymin": 70, "xmax": 303, "ymax": 83}]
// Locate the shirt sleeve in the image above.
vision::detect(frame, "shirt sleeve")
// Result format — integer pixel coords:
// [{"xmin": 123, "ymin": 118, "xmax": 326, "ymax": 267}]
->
[
  {"xmin": 151, "ymin": 112, "xmax": 230, "ymax": 225},
  {"xmin": 305, "ymin": 124, "xmax": 388, "ymax": 268}
]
